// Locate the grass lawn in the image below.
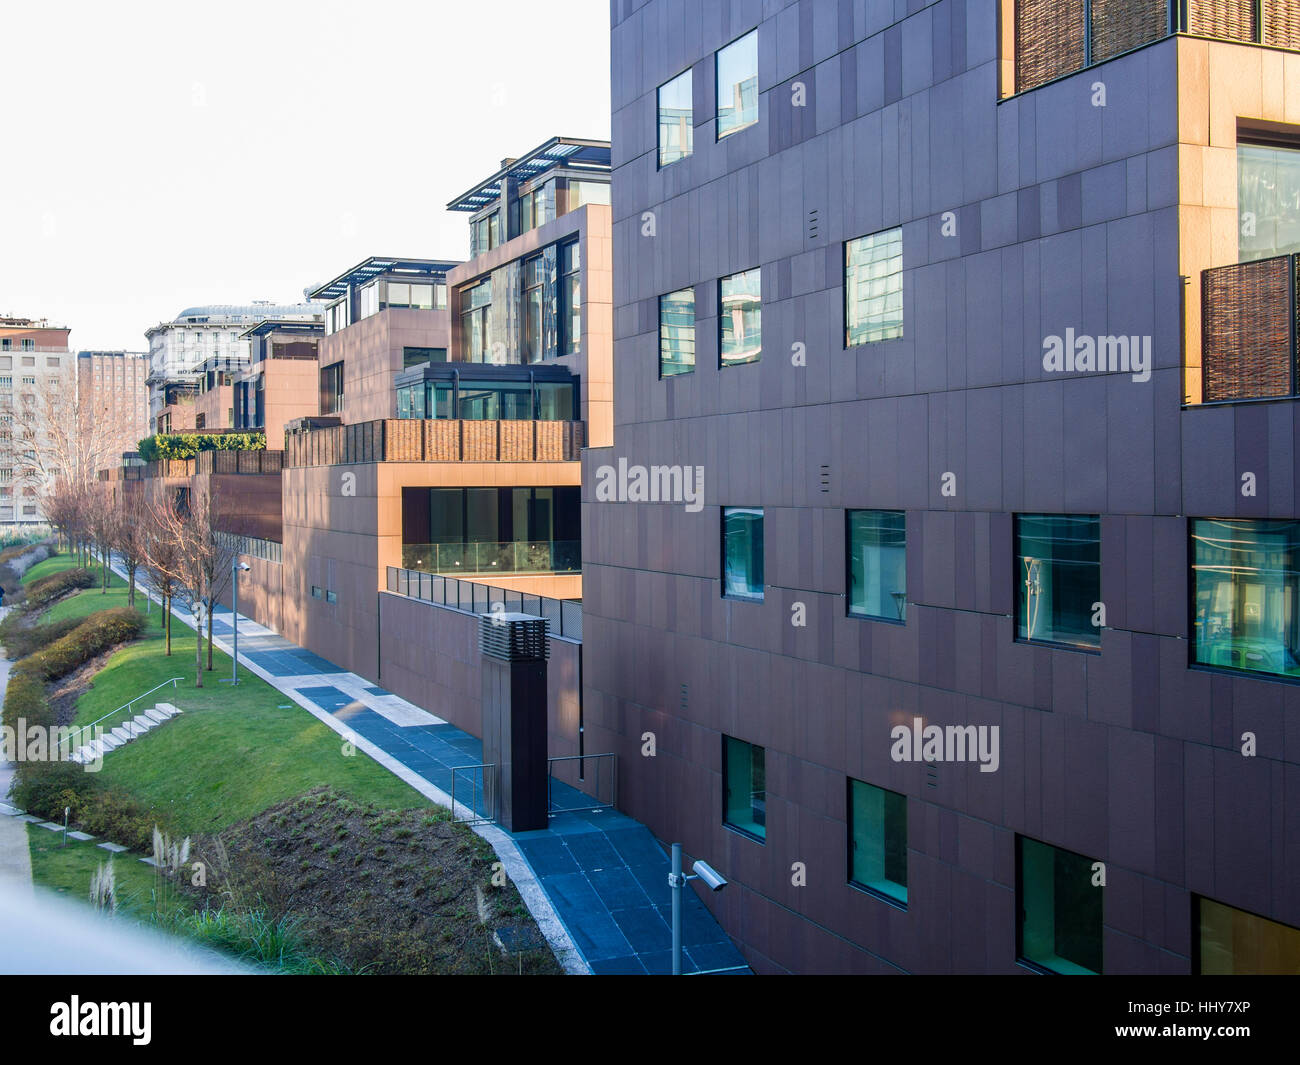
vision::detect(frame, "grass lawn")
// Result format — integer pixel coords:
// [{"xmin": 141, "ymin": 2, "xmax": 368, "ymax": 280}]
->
[
  {"xmin": 25, "ymin": 823, "xmax": 177, "ymax": 920},
  {"xmin": 21, "ymin": 552, "xmax": 82, "ymax": 585}
]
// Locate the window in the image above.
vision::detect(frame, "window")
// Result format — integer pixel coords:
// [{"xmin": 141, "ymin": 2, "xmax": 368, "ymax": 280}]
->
[
  {"xmin": 1196, "ymin": 896, "xmax": 1300, "ymax": 974},
  {"xmin": 1016, "ymin": 835, "xmax": 1103, "ymax": 975},
  {"xmin": 403, "ymin": 347, "xmax": 446, "ymax": 368},
  {"xmin": 716, "ymin": 30, "xmax": 758, "ymax": 139},
  {"xmin": 845, "ymin": 227, "xmax": 903, "ymax": 345},
  {"xmin": 559, "ymin": 241, "xmax": 581, "ymax": 357},
  {"xmin": 0, "ymin": 378, "xmax": 10, "ymax": 388},
  {"xmin": 325, "ymin": 590, "xmax": 338, "ymax": 604},
  {"xmin": 1192, "ymin": 518, "xmax": 1300, "ymax": 679},
  {"xmin": 847, "ymin": 510, "xmax": 907, "ymax": 621},
  {"xmin": 658, "ymin": 69, "xmax": 694, "ymax": 166},
  {"xmin": 386, "ymin": 282, "xmax": 437, "ymax": 311},
  {"xmin": 722, "ymin": 506, "xmax": 763, "ymax": 600},
  {"xmin": 1238, "ymin": 140, "xmax": 1300, "ymax": 263},
  {"xmin": 20, "ymin": 340, "xmax": 33, "ymax": 351},
  {"xmin": 1015, "ymin": 514, "xmax": 1101, "ymax": 650},
  {"xmin": 523, "ymin": 256, "xmax": 544, "ymax": 364},
  {"xmin": 325, "ymin": 300, "xmax": 349, "ymax": 335},
  {"xmin": 567, "ymin": 180, "xmax": 610, "ymax": 210},
  {"xmin": 723, "ymin": 736, "xmax": 765, "ymax": 841},
  {"xmin": 848, "ymin": 779, "xmax": 907, "ymax": 905},
  {"xmin": 659, "ymin": 288, "xmax": 695, "ymax": 377},
  {"xmin": 311, "ymin": 585, "xmax": 323, "ymax": 600},
  {"xmin": 519, "ymin": 184, "xmax": 552, "ymax": 233},
  {"xmin": 45, "ymin": 357, "xmax": 59, "ymax": 368},
  {"xmin": 460, "ymin": 279, "xmax": 493, "ymax": 362},
  {"xmin": 320, "ymin": 361, "xmax": 344, "ymax": 415},
  {"xmin": 719, "ymin": 268, "xmax": 761, "ymax": 365},
  {"xmin": 472, "ymin": 212, "xmax": 500, "ymax": 256},
  {"xmin": 457, "ymin": 379, "xmax": 533, "ymax": 421},
  {"xmin": 0, "ymin": 340, "xmax": 8, "ymax": 350},
  {"xmin": 359, "ymin": 281, "xmax": 379, "ymax": 319}
]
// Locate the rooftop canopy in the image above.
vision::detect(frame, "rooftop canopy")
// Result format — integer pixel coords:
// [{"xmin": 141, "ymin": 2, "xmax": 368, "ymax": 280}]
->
[
  {"xmin": 308, "ymin": 257, "xmax": 461, "ymax": 302},
  {"xmin": 239, "ymin": 318, "xmax": 326, "ymax": 340},
  {"xmin": 172, "ymin": 303, "xmax": 322, "ymax": 321},
  {"xmin": 447, "ymin": 136, "xmax": 612, "ymax": 213}
]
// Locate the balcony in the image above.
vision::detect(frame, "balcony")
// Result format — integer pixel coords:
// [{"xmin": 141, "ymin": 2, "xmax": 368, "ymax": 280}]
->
[
  {"xmin": 400, "ymin": 539, "xmax": 580, "ymax": 576},
  {"xmin": 284, "ymin": 418, "xmax": 584, "ymax": 466},
  {"xmin": 1201, "ymin": 255, "xmax": 1300, "ymax": 402},
  {"xmin": 1010, "ymin": 0, "xmax": 1300, "ymax": 96}
]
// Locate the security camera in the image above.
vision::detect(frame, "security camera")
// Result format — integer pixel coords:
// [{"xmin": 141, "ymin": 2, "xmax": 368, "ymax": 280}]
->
[
  {"xmin": 237, "ymin": 562, "xmax": 251, "ymax": 571},
  {"xmin": 692, "ymin": 860, "xmax": 727, "ymax": 892}
]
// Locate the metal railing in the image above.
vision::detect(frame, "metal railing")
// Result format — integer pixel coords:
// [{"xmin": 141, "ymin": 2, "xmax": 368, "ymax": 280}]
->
[
  {"xmin": 214, "ymin": 530, "xmax": 283, "ymax": 564},
  {"xmin": 450, "ymin": 763, "xmax": 497, "ymax": 824},
  {"xmin": 1201, "ymin": 253, "xmax": 1300, "ymax": 402},
  {"xmin": 547, "ymin": 753, "xmax": 617, "ymax": 815},
  {"xmin": 400, "ymin": 540, "xmax": 579, "ymax": 576},
  {"xmin": 59, "ymin": 677, "xmax": 182, "ymax": 759},
  {"xmin": 386, "ymin": 565, "xmax": 582, "ymax": 641}
]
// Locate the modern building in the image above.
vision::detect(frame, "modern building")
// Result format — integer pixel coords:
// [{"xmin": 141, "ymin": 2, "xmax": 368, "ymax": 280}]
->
[
  {"xmin": 144, "ymin": 300, "xmax": 322, "ymax": 426},
  {"xmin": 233, "ymin": 319, "xmax": 325, "ymax": 445},
  {"xmin": 77, "ymin": 350, "xmax": 150, "ymax": 458},
  {"xmin": 583, "ymin": 0, "xmax": 1300, "ymax": 974},
  {"xmin": 0, "ymin": 316, "xmax": 74, "ymax": 525}
]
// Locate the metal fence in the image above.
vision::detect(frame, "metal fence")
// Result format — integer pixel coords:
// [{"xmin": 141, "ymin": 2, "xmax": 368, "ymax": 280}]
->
[
  {"xmin": 450, "ymin": 763, "xmax": 497, "ymax": 824},
  {"xmin": 548, "ymin": 753, "xmax": 617, "ymax": 815},
  {"xmin": 214, "ymin": 530, "xmax": 283, "ymax": 564},
  {"xmin": 400, "ymin": 540, "xmax": 579, "ymax": 576},
  {"xmin": 386, "ymin": 565, "xmax": 582, "ymax": 641}
]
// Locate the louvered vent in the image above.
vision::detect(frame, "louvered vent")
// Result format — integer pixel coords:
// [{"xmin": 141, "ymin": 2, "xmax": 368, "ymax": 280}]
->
[{"xmin": 479, "ymin": 613, "xmax": 550, "ymax": 662}]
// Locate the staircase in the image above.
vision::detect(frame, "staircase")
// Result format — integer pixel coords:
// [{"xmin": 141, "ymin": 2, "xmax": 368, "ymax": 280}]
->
[{"xmin": 69, "ymin": 703, "xmax": 182, "ymax": 764}]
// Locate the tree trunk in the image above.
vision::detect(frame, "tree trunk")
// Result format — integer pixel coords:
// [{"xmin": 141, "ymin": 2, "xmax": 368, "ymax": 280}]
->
[
  {"xmin": 127, "ymin": 564, "xmax": 135, "ymax": 607},
  {"xmin": 102, "ymin": 546, "xmax": 108, "ymax": 592},
  {"xmin": 194, "ymin": 608, "xmax": 204, "ymax": 688},
  {"xmin": 206, "ymin": 600, "xmax": 215, "ymax": 671},
  {"xmin": 164, "ymin": 592, "xmax": 172, "ymax": 655}
]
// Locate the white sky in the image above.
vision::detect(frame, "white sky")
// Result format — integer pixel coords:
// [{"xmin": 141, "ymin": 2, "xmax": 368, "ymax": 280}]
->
[{"xmin": 0, "ymin": 0, "xmax": 611, "ymax": 351}]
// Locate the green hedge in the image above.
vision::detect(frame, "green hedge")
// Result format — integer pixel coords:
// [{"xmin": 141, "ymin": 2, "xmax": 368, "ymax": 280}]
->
[
  {"xmin": 137, "ymin": 432, "xmax": 266, "ymax": 462},
  {"xmin": 0, "ymin": 615, "xmax": 83, "ymax": 661},
  {"xmin": 25, "ymin": 567, "xmax": 96, "ymax": 607},
  {"xmin": 12, "ymin": 761, "xmax": 158, "ymax": 852},
  {"xmin": 14, "ymin": 608, "xmax": 145, "ymax": 684},
  {"xmin": 1, "ymin": 672, "xmax": 53, "ymax": 735}
]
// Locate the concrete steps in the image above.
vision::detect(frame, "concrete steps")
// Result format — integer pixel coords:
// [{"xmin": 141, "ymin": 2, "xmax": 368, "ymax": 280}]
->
[{"xmin": 68, "ymin": 705, "xmax": 182, "ymax": 764}]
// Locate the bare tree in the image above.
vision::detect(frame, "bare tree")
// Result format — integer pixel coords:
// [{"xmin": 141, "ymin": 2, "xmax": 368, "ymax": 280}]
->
[
  {"xmin": 146, "ymin": 483, "xmax": 215, "ymax": 687},
  {"xmin": 142, "ymin": 499, "xmax": 183, "ymax": 657},
  {"xmin": 85, "ymin": 483, "xmax": 118, "ymax": 593},
  {"xmin": 113, "ymin": 491, "xmax": 147, "ymax": 607}
]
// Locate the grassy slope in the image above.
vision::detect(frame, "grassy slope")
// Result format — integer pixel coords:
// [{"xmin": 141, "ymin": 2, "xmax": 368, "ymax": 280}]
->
[{"xmin": 25, "ymin": 823, "xmax": 168, "ymax": 917}]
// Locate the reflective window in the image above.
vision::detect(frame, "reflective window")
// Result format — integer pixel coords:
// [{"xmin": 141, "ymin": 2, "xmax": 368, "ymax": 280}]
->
[
  {"xmin": 1192, "ymin": 518, "xmax": 1300, "ymax": 679},
  {"xmin": 523, "ymin": 256, "xmax": 544, "ymax": 364},
  {"xmin": 471, "ymin": 212, "xmax": 500, "ymax": 256},
  {"xmin": 559, "ymin": 241, "xmax": 581, "ymax": 357},
  {"xmin": 1238, "ymin": 141, "xmax": 1300, "ymax": 262},
  {"xmin": 1197, "ymin": 896, "xmax": 1300, "ymax": 974},
  {"xmin": 845, "ymin": 227, "xmax": 903, "ymax": 345},
  {"xmin": 848, "ymin": 779, "xmax": 907, "ymax": 905},
  {"xmin": 535, "ymin": 382, "xmax": 574, "ymax": 421},
  {"xmin": 359, "ymin": 281, "xmax": 379, "ymax": 319},
  {"xmin": 723, "ymin": 506, "xmax": 763, "ymax": 600},
  {"xmin": 403, "ymin": 347, "xmax": 446, "ymax": 368},
  {"xmin": 325, "ymin": 300, "xmax": 349, "ymax": 336},
  {"xmin": 723, "ymin": 736, "xmax": 765, "ymax": 841},
  {"xmin": 457, "ymin": 379, "xmax": 533, "ymax": 421},
  {"xmin": 319, "ymin": 361, "xmax": 343, "ymax": 415},
  {"xmin": 716, "ymin": 30, "xmax": 758, "ymax": 139},
  {"xmin": 1017, "ymin": 836, "xmax": 1103, "ymax": 975},
  {"xmin": 460, "ymin": 279, "xmax": 493, "ymax": 362},
  {"xmin": 658, "ymin": 69, "xmax": 694, "ymax": 166},
  {"xmin": 847, "ymin": 510, "xmax": 907, "ymax": 621},
  {"xmin": 659, "ymin": 287, "xmax": 695, "ymax": 377},
  {"xmin": 1016, "ymin": 514, "xmax": 1101, "ymax": 650},
  {"xmin": 568, "ymin": 180, "xmax": 610, "ymax": 210},
  {"xmin": 719, "ymin": 268, "xmax": 761, "ymax": 366}
]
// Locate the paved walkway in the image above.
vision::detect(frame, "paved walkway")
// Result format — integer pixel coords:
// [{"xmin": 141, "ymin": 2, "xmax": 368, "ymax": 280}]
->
[
  {"xmin": 0, "ymin": 605, "xmax": 34, "ymax": 894},
  {"xmin": 122, "ymin": 568, "xmax": 748, "ymax": 975}
]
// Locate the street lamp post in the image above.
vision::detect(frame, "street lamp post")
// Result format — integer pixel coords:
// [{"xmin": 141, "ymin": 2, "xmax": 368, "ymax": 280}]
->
[
  {"xmin": 667, "ymin": 843, "xmax": 728, "ymax": 975},
  {"xmin": 231, "ymin": 560, "xmax": 250, "ymax": 685}
]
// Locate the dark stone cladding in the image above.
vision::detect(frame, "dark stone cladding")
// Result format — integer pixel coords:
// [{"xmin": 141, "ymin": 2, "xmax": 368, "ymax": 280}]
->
[{"xmin": 583, "ymin": 0, "xmax": 1300, "ymax": 973}]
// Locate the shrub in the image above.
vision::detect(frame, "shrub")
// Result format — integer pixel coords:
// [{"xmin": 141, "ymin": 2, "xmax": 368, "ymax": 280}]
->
[
  {"xmin": 11, "ymin": 762, "xmax": 157, "ymax": 852},
  {"xmin": 2, "ymin": 672, "xmax": 54, "ymax": 734},
  {"xmin": 0, "ymin": 615, "xmax": 83, "ymax": 661},
  {"xmin": 25, "ymin": 567, "xmax": 96, "ymax": 608},
  {"xmin": 14, "ymin": 608, "xmax": 145, "ymax": 684},
  {"xmin": 137, "ymin": 432, "xmax": 266, "ymax": 462}
]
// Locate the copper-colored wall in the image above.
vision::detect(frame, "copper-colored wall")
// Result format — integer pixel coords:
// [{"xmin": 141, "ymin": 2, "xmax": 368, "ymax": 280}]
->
[{"xmin": 262, "ymin": 358, "xmax": 320, "ymax": 447}]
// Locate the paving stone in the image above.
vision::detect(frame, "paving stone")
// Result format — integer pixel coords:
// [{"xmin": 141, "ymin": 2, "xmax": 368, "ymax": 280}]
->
[
  {"xmin": 97, "ymin": 842, "xmax": 128, "ymax": 853},
  {"xmin": 68, "ymin": 831, "xmax": 95, "ymax": 841},
  {"xmin": 38, "ymin": 821, "xmax": 63, "ymax": 831}
]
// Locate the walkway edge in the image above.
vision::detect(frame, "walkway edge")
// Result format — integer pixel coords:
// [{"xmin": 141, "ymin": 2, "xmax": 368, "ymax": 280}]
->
[{"xmin": 109, "ymin": 562, "xmax": 590, "ymax": 975}]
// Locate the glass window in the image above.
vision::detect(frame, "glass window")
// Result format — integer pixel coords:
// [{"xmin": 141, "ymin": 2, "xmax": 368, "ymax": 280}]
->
[
  {"xmin": 1197, "ymin": 896, "xmax": 1300, "ymax": 974},
  {"xmin": 319, "ymin": 361, "xmax": 343, "ymax": 415},
  {"xmin": 360, "ymin": 281, "xmax": 379, "ymax": 318},
  {"xmin": 403, "ymin": 347, "xmax": 445, "ymax": 368},
  {"xmin": 719, "ymin": 268, "xmax": 761, "ymax": 366},
  {"xmin": 716, "ymin": 30, "xmax": 758, "ymax": 139},
  {"xmin": 723, "ymin": 506, "xmax": 763, "ymax": 600},
  {"xmin": 1192, "ymin": 518, "xmax": 1300, "ymax": 679},
  {"xmin": 410, "ymin": 284, "xmax": 434, "ymax": 310},
  {"xmin": 658, "ymin": 69, "xmax": 694, "ymax": 166},
  {"xmin": 1238, "ymin": 141, "xmax": 1300, "ymax": 262},
  {"xmin": 523, "ymin": 256, "xmax": 544, "ymax": 364},
  {"xmin": 460, "ymin": 279, "xmax": 493, "ymax": 362},
  {"xmin": 723, "ymin": 736, "xmax": 765, "ymax": 840},
  {"xmin": 845, "ymin": 227, "xmax": 903, "ymax": 345},
  {"xmin": 568, "ymin": 180, "xmax": 610, "ymax": 209},
  {"xmin": 397, "ymin": 386, "xmax": 412, "ymax": 419},
  {"xmin": 848, "ymin": 779, "xmax": 907, "ymax": 905},
  {"xmin": 1016, "ymin": 514, "xmax": 1101, "ymax": 650},
  {"xmin": 388, "ymin": 282, "xmax": 410, "ymax": 307},
  {"xmin": 535, "ymin": 382, "xmax": 575, "ymax": 421},
  {"xmin": 847, "ymin": 510, "xmax": 907, "ymax": 621},
  {"xmin": 659, "ymin": 287, "xmax": 695, "ymax": 377},
  {"xmin": 559, "ymin": 241, "xmax": 581, "ymax": 357},
  {"xmin": 1017, "ymin": 835, "xmax": 1103, "ymax": 975}
]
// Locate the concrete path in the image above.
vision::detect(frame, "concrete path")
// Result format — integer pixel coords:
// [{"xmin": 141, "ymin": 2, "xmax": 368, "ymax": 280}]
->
[
  {"xmin": 115, "ymin": 562, "xmax": 750, "ymax": 975},
  {"xmin": 0, "ymin": 604, "xmax": 34, "ymax": 894}
]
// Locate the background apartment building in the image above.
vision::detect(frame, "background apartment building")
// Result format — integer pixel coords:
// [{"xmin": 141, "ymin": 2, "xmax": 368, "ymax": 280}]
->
[
  {"xmin": 77, "ymin": 350, "xmax": 149, "ymax": 458},
  {"xmin": 145, "ymin": 300, "xmax": 322, "ymax": 431},
  {"xmin": 584, "ymin": 0, "xmax": 1300, "ymax": 974},
  {"xmin": 0, "ymin": 316, "xmax": 74, "ymax": 525}
]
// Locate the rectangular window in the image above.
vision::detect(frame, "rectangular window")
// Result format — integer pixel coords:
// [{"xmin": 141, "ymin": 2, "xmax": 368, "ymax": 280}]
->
[
  {"xmin": 658, "ymin": 69, "xmax": 694, "ymax": 166},
  {"xmin": 1238, "ymin": 141, "xmax": 1300, "ymax": 263},
  {"xmin": 559, "ymin": 241, "xmax": 581, "ymax": 357},
  {"xmin": 716, "ymin": 30, "xmax": 758, "ymax": 140},
  {"xmin": 719, "ymin": 268, "xmax": 761, "ymax": 366},
  {"xmin": 1196, "ymin": 896, "xmax": 1300, "ymax": 974},
  {"xmin": 403, "ymin": 347, "xmax": 446, "ymax": 368},
  {"xmin": 20, "ymin": 339, "xmax": 34, "ymax": 351},
  {"xmin": 848, "ymin": 779, "xmax": 907, "ymax": 905},
  {"xmin": 311, "ymin": 585, "xmax": 323, "ymax": 600},
  {"xmin": 319, "ymin": 361, "xmax": 344, "ymax": 415},
  {"xmin": 1015, "ymin": 514, "xmax": 1101, "ymax": 650},
  {"xmin": 325, "ymin": 300, "xmax": 349, "ymax": 335},
  {"xmin": 523, "ymin": 256, "xmax": 544, "ymax": 364},
  {"xmin": 325, "ymin": 590, "xmax": 338, "ymax": 604},
  {"xmin": 567, "ymin": 180, "xmax": 610, "ymax": 210},
  {"xmin": 1192, "ymin": 518, "xmax": 1300, "ymax": 679},
  {"xmin": 359, "ymin": 281, "xmax": 379, "ymax": 319},
  {"xmin": 723, "ymin": 736, "xmax": 765, "ymax": 841},
  {"xmin": 460, "ymin": 279, "xmax": 493, "ymax": 362},
  {"xmin": 847, "ymin": 510, "xmax": 907, "ymax": 621},
  {"xmin": 845, "ymin": 227, "xmax": 904, "ymax": 345},
  {"xmin": 722, "ymin": 506, "xmax": 763, "ymax": 600},
  {"xmin": 659, "ymin": 288, "xmax": 696, "ymax": 377},
  {"xmin": 1017, "ymin": 835, "xmax": 1103, "ymax": 975}
]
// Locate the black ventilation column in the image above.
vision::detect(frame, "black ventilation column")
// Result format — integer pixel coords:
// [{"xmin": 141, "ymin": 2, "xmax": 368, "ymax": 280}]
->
[{"xmin": 479, "ymin": 613, "xmax": 550, "ymax": 832}]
